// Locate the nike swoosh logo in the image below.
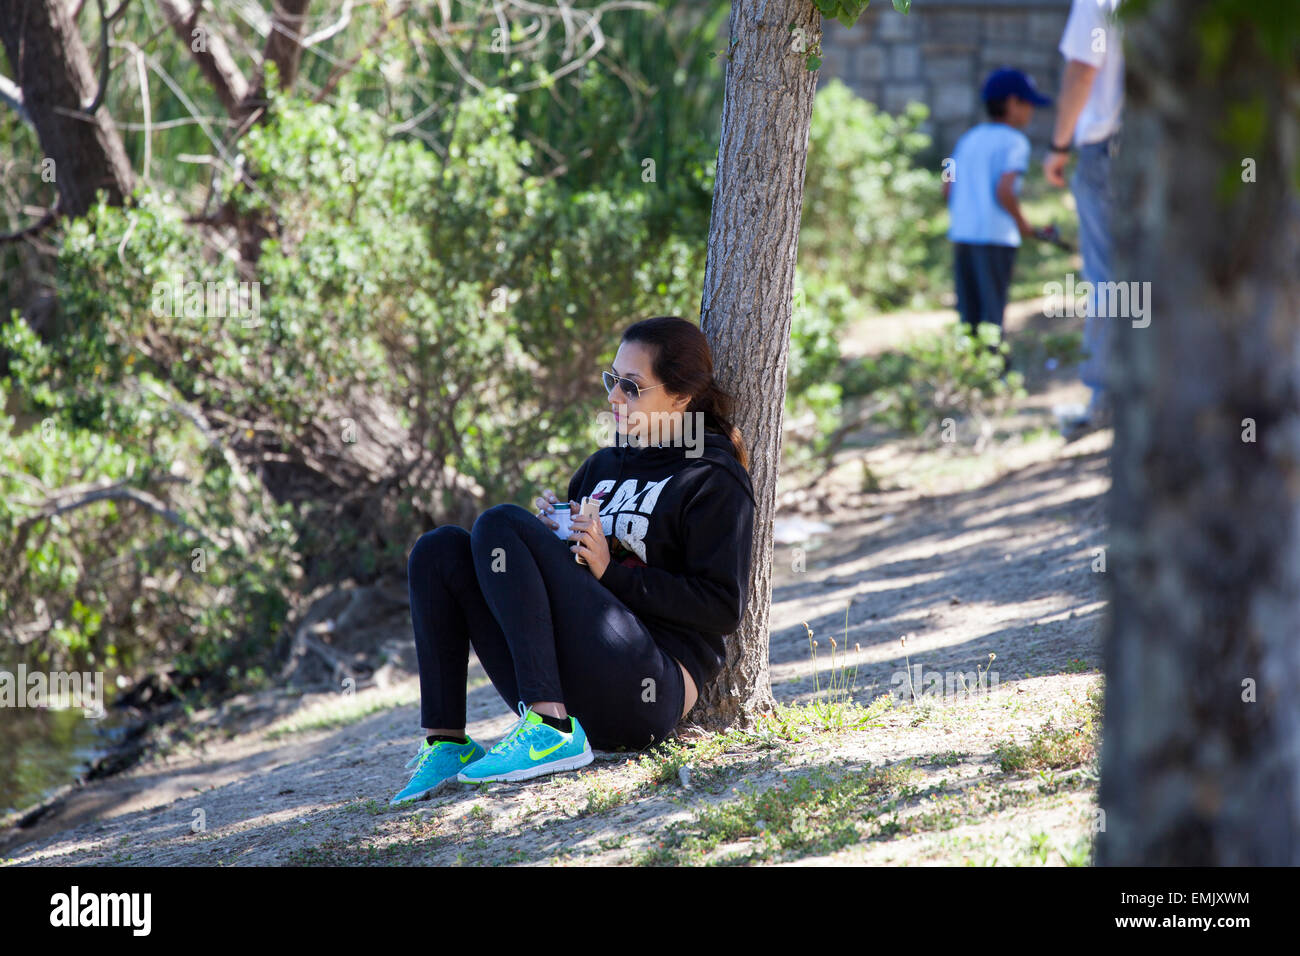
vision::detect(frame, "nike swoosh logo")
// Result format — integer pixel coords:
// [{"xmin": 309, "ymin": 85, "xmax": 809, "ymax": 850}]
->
[
  {"xmin": 529, "ymin": 741, "xmax": 565, "ymax": 761},
  {"xmin": 460, "ymin": 749, "xmax": 475, "ymax": 763}
]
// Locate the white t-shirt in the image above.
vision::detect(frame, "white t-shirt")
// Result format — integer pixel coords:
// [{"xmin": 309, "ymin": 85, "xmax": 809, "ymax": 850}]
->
[
  {"xmin": 1059, "ymin": 0, "xmax": 1124, "ymax": 145},
  {"xmin": 947, "ymin": 123, "xmax": 1031, "ymax": 247}
]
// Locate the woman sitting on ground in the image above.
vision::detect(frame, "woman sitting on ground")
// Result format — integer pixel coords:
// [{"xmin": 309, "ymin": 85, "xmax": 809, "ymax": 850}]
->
[{"xmin": 391, "ymin": 315, "xmax": 757, "ymax": 804}]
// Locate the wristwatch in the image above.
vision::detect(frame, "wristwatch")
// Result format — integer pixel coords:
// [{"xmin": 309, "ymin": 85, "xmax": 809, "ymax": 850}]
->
[{"xmin": 1049, "ymin": 140, "xmax": 1073, "ymax": 154}]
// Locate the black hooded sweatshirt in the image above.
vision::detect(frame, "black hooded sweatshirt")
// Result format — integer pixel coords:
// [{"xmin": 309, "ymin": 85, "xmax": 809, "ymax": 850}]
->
[{"xmin": 566, "ymin": 430, "xmax": 757, "ymax": 696}]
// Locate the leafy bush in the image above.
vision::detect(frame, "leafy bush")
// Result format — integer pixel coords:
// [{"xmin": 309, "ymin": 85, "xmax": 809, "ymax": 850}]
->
[
  {"xmin": 801, "ymin": 79, "xmax": 944, "ymax": 313},
  {"xmin": 784, "ymin": 270, "xmax": 854, "ymax": 467},
  {"xmin": 841, "ymin": 323, "xmax": 1026, "ymax": 438},
  {"xmin": 0, "ymin": 317, "xmax": 296, "ymax": 687}
]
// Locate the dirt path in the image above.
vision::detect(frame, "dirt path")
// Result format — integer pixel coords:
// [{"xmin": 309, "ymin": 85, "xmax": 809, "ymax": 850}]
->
[{"xmin": 3, "ymin": 307, "xmax": 1112, "ymax": 867}]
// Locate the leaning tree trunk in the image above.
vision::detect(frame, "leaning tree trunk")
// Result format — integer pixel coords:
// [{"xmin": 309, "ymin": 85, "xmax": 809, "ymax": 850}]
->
[
  {"xmin": 0, "ymin": 0, "xmax": 135, "ymax": 217},
  {"xmin": 1098, "ymin": 0, "xmax": 1300, "ymax": 864},
  {"xmin": 693, "ymin": 0, "xmax": 821, "ymax": 731}
]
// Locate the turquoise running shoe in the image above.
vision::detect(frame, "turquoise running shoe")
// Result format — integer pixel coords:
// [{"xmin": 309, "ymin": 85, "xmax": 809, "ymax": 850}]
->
[
  {"xmin": 457, "ymin": 702, "xmax": 592, "ymax": 783},
  {"xmin": 390, "ymin": 736, "xmax": 487, "ymax": 805}
]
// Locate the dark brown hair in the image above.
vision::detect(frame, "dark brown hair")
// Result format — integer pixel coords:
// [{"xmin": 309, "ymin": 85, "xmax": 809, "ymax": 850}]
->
[{"xmin": 620, "ymin": 315, "xmax": 749, "ymax": 470}]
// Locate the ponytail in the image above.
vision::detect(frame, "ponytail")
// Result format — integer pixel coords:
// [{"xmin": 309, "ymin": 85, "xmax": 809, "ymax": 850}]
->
[{"xmin": 691, "ymin": 379, "xmax": 749, "ymax": 471}]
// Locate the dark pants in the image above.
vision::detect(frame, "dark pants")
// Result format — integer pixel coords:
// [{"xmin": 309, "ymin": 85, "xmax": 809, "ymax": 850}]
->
[
  {"xmin": 953, "ymin": 241, "xmax": 1018, "ymax": 333},
  {"xmin": 406, "ymin": 503, "xmax": 686, "ymax": 752}
]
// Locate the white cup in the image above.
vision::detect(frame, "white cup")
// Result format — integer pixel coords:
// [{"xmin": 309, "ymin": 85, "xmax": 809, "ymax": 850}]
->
[{"xmin": 550, "ymin": 504, "xmax": 574, "ymax": 541}]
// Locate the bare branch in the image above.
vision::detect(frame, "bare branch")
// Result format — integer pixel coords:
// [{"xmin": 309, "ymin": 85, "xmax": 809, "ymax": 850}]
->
[
  {"xmin": 302, "ymin": 0, "xmax": 352, "ymax": 47},
  {"xmin": 136, "ymin": 51, "xmax": 275, "ymax": 209},
  {"xmin": 83, "ymin": 0, "xmax": 132, "ymax": 115},
  {"xmin": 157, "ymin": 0, "xmax": 252, "ymax": 118},
  {"xmin": 0, "ymin": 73, "xmax": 30, "ymax": 125},
  {"xmin": 0, "ymin": 199, "xmax": 60, "ymax": 245},
  {"xmin": 13, "ymin": 478, "xmax": 210, "ymax": 541},
  {"xmin": 314, "ymin": 0, "xmax": 414, "ymax": 103},
  {"xmin": 122, "ymin": 40, "xmax": 152, "ymax": 177}
]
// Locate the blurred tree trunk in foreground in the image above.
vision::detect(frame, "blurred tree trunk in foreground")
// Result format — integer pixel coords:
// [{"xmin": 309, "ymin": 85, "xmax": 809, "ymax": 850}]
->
[{"xmin": 1100, "ymin": 0, "xmax": 1300, "ymax": 864}]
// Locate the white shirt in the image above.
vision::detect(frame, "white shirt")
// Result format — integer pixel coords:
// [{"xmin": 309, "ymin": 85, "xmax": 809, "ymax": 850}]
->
[
  {"xmin": 947, "ymin": 123, "xmax": 1031, "ymax": 247},
  {"xmin": 1059, "ymin": 0, "xmax": 1124, "ymax": 145}
]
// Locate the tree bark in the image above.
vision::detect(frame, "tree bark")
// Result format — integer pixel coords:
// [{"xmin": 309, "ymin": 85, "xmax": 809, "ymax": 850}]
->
[
  {"xmin": 250, "ymin": 0, "xmax": 312, "ymax": 110},
  {"xmin": 692, "ymin": 0, "xmax": 821, "ymax": 731},
  {"xmin": 1098, "ymin": 0, "xmax": 1300, "ymax": 864},
  {"xmin": 0, "ymin": 0, "xmax": 135, "ymax": 217}
]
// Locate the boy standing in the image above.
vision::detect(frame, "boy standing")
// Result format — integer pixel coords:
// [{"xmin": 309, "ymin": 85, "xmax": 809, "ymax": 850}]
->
[{"xmin": 944, "ymin": 68, "xmax": 1053, "ymax": 339}]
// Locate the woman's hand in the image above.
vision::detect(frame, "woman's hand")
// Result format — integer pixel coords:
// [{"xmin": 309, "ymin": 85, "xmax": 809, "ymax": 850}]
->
[
  {"xmin": 534, "ymin": 489, "xmax": 573, "ymax": 530},
  {"xmin": 569, "ymin": 512, "xmax": 610, "ymax": 580}
]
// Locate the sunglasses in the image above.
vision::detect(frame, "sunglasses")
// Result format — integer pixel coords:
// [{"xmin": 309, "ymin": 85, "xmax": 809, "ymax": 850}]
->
[{"xmin": 602, "ymin": 370, "xmax": 666, "ymax": 402}]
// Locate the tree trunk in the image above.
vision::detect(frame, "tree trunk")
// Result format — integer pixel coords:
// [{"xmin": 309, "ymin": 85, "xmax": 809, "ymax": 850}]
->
[
  {"xmin": 1099, "ymin": 0, "xmax": 1300, "ymax": 864},
  {"xmin": 693, "ymin": 0, "xmax": 821, "ymax": 731},
  {"xmin": 0, "ymin": 0, "xmax": 134, "ymax": 217},
  {"xmin": 263, "ymin": 0, "xmax": 313, "ymax": 87}
]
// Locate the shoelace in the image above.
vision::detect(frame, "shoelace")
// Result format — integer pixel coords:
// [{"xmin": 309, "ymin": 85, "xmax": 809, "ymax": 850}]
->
[
  {"xmin": 487, "ymin": 701, "xmax": 533, "ymax": 755},
  {"xmin": 409, "ymin": 733, "xmax": 469, "ymax": 779},
  {"xmin": 409, "ymin": 741, "xmax": 445, "ymax": 779}
]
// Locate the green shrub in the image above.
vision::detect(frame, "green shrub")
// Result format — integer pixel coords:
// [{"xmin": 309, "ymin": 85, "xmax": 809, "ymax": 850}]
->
[
  {"xmin": 801, "ymin": 80, "xmax": 944, "ymax": 313},
  {"xmin": 0, "ymin": 316, "xmax": 296, "ymax": 686},
  {"xmin": 784, "ymin": 270, "xmax": 854, "ymax": 466},
  {"xmin": 840, "ymin": 323, "xmax": 1026, "ymax": 438}
]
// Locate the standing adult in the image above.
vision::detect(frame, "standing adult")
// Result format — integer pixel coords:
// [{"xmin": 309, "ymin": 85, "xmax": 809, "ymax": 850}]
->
[{"xmin": 1044, "ymin": 0, "xmax": 1124, "ymax": 438}]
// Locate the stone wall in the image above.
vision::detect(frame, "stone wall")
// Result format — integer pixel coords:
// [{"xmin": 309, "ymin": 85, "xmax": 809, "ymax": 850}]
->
[{"xmin": 817, "ymin": 0, "xmax": 1073, "ymax": 156}]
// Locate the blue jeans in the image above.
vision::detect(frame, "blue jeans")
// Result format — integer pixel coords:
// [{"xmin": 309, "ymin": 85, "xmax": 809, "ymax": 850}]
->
[
  {"xmin": 1071, "ymin": 135, "xmax": 1117, "ymax": 410},
  {"xmin": 406, "ymin": 504, "xmax": 687, "ymax": 752},
  {"xmin": 953, "ymin": 242, "xmax": 1018, "ymax": 334}
]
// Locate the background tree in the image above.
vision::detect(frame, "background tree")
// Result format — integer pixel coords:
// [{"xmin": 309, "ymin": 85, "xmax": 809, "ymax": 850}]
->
[
  {"xmin": 0, "ymin": 0, "xmax": 135, "ymax": 219},
  {"xmin": 1099, "ymin": 0, "xmax": 1300, "ymax": 864}
]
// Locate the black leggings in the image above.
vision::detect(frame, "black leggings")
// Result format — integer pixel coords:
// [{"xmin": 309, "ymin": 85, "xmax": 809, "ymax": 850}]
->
[{"xmin": 406, "ymin": 502, "xmax": 686, "ymax": 752}]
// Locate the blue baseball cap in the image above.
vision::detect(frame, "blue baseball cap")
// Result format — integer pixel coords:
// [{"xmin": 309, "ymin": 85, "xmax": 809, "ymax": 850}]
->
[{"xmin": 981, "ymin": 68, "xmax": 1052, "ymax": 106}]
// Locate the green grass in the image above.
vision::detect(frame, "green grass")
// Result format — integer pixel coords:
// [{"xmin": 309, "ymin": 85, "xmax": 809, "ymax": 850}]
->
[
  {"xmin": 928, "ymin": 750, "xmax": 969, "ymax": 767},
  {"xmin": 633, "ymin": 760, "xmax": 922, "ymax": 865},
  {"xmin": 339, "ymin": 798, "xmax": 393, "ymax": 817},
  {"xmin": 964, "ymin": 828, "xmax": 1094, "ymax": 867},
  {"xmin": 281, "ymin": 679, "xmax": 1106, "ymax": 867},
  {"xmin": 992, "ymin": 685, "xmax": 1102, "ymax": 774},
  {"xmin": 580, "ymin": 779, "xmax": 633, "ymax": 816},
  {"xmin": 797, "ymin": 612, "xmax": 899, "ymax": 733}
]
